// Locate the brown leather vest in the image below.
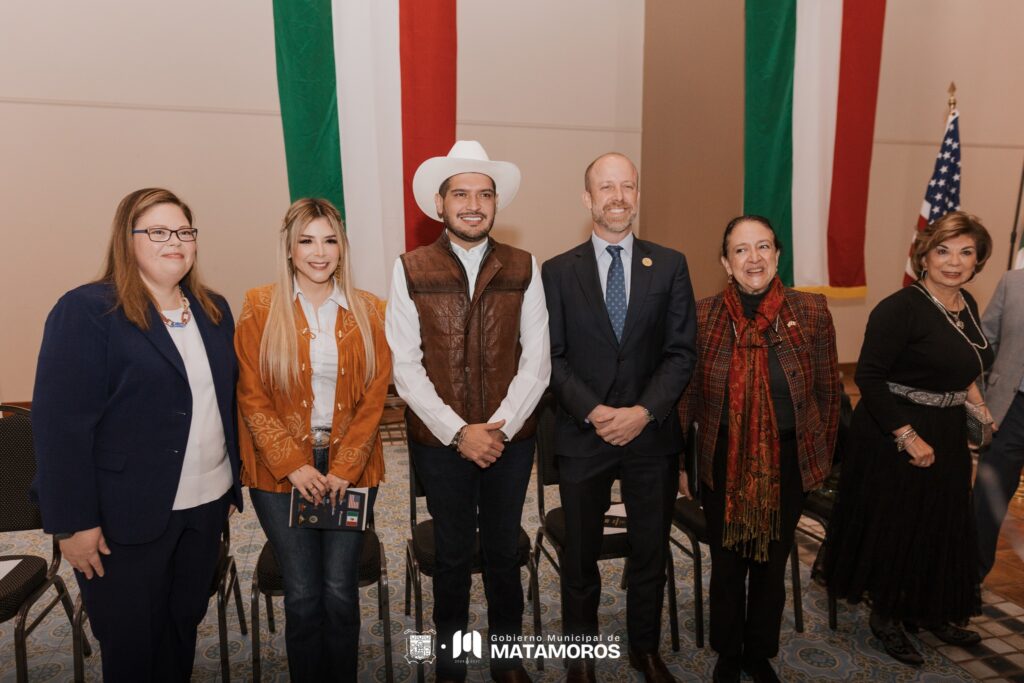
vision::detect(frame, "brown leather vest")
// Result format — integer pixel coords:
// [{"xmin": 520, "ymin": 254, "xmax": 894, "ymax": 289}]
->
[{"xmin": 401, "ymin": 233, "xmax": 538, "ymax": 446}]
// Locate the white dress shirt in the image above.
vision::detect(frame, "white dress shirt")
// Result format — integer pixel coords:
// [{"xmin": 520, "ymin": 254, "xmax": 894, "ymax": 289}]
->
[
  {"xmin": 295, "ymin": 279, "xmax": 349, "ymax": 429},
  {"xmin": 592, "ymin": 231, "xmax": 635, "ymax": 302},
  {"xmin": 163, "ymin": 308, "xmax": 233, "ymax": 510},
  {"xmin": 386, "ymin": 235, "xmax": 551, "ymax": 445}
]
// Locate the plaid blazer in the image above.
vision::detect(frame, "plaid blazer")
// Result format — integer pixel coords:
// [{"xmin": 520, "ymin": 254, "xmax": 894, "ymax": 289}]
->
[{"xmin": 678, "ymin": 287, "xmax": 841, "ymax": 492}]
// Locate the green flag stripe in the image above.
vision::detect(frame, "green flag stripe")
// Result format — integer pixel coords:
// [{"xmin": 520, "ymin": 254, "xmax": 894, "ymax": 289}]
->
[
  {"xmin": 273, "ymin": 0, "xmax": 345, "ymax": 216},
  {"xmin": 744, "ymin": 0, "xmax": 796, "ymax": 285}
]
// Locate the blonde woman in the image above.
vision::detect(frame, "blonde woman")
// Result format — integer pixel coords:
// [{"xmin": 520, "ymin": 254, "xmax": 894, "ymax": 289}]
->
[{"xmin": 236, "ymin": 198, "xmax": 391, "ymax": 681}]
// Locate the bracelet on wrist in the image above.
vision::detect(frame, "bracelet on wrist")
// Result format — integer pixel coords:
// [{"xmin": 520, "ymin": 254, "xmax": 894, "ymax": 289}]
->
[
  {"xmin": 451, "ymin": 425, "xmax": 468, "ymax": 453},
  {"xmin": 895, "ymin": 427, "xmax": 917, "ymax": 452}
]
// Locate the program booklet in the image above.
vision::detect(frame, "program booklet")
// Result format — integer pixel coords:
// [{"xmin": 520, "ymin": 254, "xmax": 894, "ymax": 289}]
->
[{"xmin": 289, "ymin": 487, "xmax": 369, "ymax": 531}]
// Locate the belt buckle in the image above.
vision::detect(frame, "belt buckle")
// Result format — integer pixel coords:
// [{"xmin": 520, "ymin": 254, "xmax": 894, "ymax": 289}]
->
[{"xmin": 311, "ymin": 429, "xmax": 331, "ymax": 448}]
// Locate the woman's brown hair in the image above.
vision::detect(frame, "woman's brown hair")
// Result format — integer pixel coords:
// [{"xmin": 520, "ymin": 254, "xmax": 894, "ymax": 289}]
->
[
  {"xmin": 99, "ymin": 188, "xmax": 222, "ymax": 329},
  {"xmin": 910, "ymin": 210, "xmax": 993, "ymax": 279}
]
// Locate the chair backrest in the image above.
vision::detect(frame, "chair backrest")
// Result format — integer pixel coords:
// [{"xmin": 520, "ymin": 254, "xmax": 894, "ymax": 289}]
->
[
  {"xmin": 0, "ymin": 405, "xmax": 44, "ymax": 532},
  {"xmin": 404, "ymin": 409, "xmax": 427, "ymax": 533},
  {"xmin": 683, "ymin": 421, "xmax": 700, "ymax": 498},
  {"xmin": 533, "ymin": 392, "xmax": 559, "ymax": 518}
]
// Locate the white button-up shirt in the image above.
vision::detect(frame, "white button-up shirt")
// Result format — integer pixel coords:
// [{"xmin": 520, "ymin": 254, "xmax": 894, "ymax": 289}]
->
[
  {"xmin": 295, "ymin": 278, "xmax": 349, "ymax": 429},
  {"xmin": 592, "ymin": 231, "xmax": 635, "ymax": 302},
  {"xmin": 386, "ymin": 234, "xmax": 551, "ymax": 445}
]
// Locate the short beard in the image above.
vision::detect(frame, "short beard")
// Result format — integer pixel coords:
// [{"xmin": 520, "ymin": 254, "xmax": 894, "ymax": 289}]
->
[
  {"xmin": 443, "ymin": 211, "xmax": 494, "ymax": 245},
  {"xmin": 592, "ymin": 204, "xmax": 636, "ymax": 234}
]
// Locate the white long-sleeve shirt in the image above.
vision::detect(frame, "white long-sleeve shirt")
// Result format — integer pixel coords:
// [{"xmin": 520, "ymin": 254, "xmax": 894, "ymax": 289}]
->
[{"xmin": 385, "ymin": 238, "xmax": 551, "ymax": 445}]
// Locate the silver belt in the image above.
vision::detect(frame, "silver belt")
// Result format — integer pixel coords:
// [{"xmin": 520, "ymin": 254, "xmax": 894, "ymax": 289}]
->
[
  {"xmin": 311, "ymin": 427, "xmax": 332, "ymax": 448},
  {"xmin": 886, "ymin": 382, "xmax": 966, "ymax": 408}
]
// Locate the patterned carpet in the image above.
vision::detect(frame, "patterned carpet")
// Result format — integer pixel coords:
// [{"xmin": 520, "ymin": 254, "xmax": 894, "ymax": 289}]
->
[{"xmin": 0, "ymin": 441, "xmax": 993, "ymax": 681}]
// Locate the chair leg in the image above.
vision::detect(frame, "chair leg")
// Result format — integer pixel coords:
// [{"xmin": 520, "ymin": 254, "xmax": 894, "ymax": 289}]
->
[
  {"xmin": 265, "ymin": 593, "xmax": 276, "ymax": 633},
  {"xmin": 217, "ymin": 588, "xmax": 230, "ymax": 683},
  {"xmin": 404, "ymin": 547, "xmax": 413, "ymax": 617},
  {"xmin": 620, "ymin": 557, "xmax": 629, "ymax": 590},
  {"xmin": 15, "ymin": 604, "xmax": 29, "ymax": 683},
  {"xmin": 828, "ymin": 589, "xmax": 838, "ymax": 631},
  {"xmin": 790, "ymin": 542, "xmax": 804, "ymax": 633},
  {"xmin": 230, "ymin": 563, "xmax": 248, "ymax": 635},
  {"xmin": 529, "ymin": 556, "xmax": 543, "ymax": 671},
  {"xmin": 666, "ymin": 553, "xmax": 680, "ymax": 652},
  {"xmin": 251, "ymin": 580, "xmax": 262, "ymax": 683},
  {"xmin": 73, "ymin": 597, "xmax": 89, "ymax": 683},
  {"xmin": 413, "ymin": 565, "xmax": 424, "ymax": 632},
  {"xmin": 380, "ymin": 570, "xmax": 394, "ymax": 683},
  {"xmin": 690, "ymin": 536, "xmax": 704, "ymax": 649}
]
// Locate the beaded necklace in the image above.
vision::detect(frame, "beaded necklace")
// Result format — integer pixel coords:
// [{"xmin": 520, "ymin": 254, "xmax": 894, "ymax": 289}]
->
[{"xmin": 912, "ymin": 281, "xmax": 988, "ymax": 375}]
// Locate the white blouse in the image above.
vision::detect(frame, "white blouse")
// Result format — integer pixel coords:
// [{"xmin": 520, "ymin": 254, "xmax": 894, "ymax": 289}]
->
[
  {"xmin": 163, "ymin": 308, "xmax": 233, "ymax": 510},
  {"xmin": 295, "ymin": 280, "xmax": 349, "ymax": 429}
]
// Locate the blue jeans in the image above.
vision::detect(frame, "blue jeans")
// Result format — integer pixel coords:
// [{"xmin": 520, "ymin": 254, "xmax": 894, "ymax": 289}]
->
[
  {"xmin": 250, "ymin": 465, "xmax": 377, "ymax": 683},
  {"xmin": 409, "ymin": 437, "xmax": 534, "ymax": 679}
]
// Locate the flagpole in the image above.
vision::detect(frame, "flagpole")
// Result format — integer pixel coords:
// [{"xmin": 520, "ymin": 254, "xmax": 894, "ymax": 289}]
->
[
  {"xmin": 948, "ymin": 81, "xmax": 957, "ymax": 113},
  {"xmin": 1008, "ymin": 156, "xmax": 1024, "ymax": 271}
]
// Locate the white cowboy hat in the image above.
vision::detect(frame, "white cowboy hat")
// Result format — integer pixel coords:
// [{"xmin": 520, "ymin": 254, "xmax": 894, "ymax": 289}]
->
[{"xmin": 411, "ymin": 140, "xmax": 521, "ymax": 221}]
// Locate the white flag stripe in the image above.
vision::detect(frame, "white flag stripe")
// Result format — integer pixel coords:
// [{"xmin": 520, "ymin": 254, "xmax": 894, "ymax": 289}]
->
[
  {"xmin": 791, "ymin": 0, "xmax": 843, "ymax": 288},
  {"xmin": 332, "ymin": 0, "xmax": 406, "ymax": 298}
]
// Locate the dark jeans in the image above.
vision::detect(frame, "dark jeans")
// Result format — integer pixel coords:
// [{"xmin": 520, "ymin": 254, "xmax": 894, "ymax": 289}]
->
[
  {"xmin": 975, "ymin": 391, "xmax": 1024, "ymax": 579},
  {"xmin": 702, "ymin": 431, "xmax": 805, "ymax": 660},
  {"xmin": 557, "ymin": 449, "xmax": 677, "ymax": 654},
  {"xmin": 250, "ymin": 479, "xmax": 377, "ymax": 683},
  {"xmin": 409, "ymin": 437, "xmax": 534, "ymax": 680},
  {"xmin": 76, "ymin": 492, "xmax": 230, "ymax": 682}
]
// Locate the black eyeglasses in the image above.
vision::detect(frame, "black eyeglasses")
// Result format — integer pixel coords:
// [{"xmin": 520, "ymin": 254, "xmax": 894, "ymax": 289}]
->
[{"xmin": 131, "ymin": 227, "xmax": 199, "ymax": 242}]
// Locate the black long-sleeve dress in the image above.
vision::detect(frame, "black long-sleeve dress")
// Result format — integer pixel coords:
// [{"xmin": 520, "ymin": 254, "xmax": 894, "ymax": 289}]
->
[{"xmin": 824, "ymin": 283, "xmax": 993, "ymax": 624}]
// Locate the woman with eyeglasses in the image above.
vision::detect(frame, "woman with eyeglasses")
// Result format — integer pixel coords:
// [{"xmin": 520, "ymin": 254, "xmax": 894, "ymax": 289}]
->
[
  {"xmin": 678, "ymin": 215, "xmax": 841, "ymax": 683},
  {"xmin": 31, "ymin": 188, "xmax": 242, "ymax": 682},
  {"xmin": 235, "ymin": 198, "xmax": 391, "ymax": 681}
]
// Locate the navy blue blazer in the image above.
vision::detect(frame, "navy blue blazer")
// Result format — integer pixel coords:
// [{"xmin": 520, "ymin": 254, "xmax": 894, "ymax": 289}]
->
[
  {"xmin": 31, "ymin": 282, "xmax": 243, "ymax": 544},
  {"xmin": 541, "ymin": 237, "xmax": 698, "ymax": 460}
]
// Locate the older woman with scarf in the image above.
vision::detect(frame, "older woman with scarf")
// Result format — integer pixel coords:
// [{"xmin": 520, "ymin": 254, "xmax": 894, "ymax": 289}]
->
[{"xmin": 679, "ymin": 215, "xmax": 840, "ymax": 683}]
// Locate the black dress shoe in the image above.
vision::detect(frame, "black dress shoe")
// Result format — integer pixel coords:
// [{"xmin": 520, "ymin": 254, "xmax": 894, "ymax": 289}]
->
[
  {"xmin": 628, "ymin": 650, "xmax": 677, "ymax": 683},
  {"xmin": 712, "ymin": 655, "xmax": 742, "ymax": 683},
  {"xmin": 566, "ymin": 658, "xmax": 596, "ymax": 683},
  {"xmin": 741, "ymin": 657, "xmax": 780, "ymax": 683},
  {"xmin": 870, "ymin": 618, "xmax": 924, "ymax": 666},
  {"xmin": 904, "ymin": 620, "xmax": 982, "ymax": 646},
  {"xmin": 490, "ymin": 664, "xmax": 532, "ymax": 683}
]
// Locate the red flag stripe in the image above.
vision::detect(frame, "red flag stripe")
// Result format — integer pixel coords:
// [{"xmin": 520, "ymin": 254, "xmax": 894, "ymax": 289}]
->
[
  {"xmin": 826, "ymin": 0, "xmax": 886, "ymax": 289},
  {"xmin": 399, "ymin": 0, "xmax": 457, "ymax": 251}
]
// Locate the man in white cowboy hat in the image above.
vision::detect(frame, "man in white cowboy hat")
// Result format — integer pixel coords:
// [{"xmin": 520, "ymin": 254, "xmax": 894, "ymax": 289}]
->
[{"xmin": 386, "ymin": 140, "xmax": 550, "ymax": 683}]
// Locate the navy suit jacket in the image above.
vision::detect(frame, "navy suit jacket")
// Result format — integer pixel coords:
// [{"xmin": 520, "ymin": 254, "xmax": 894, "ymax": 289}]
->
[
  {"xmin": 541, "ymin": 237, "xmax": 698, "ymax": 460},
  {"xmin": 31, "ymin": 282, "xmax": 242, "ymax": 544}
]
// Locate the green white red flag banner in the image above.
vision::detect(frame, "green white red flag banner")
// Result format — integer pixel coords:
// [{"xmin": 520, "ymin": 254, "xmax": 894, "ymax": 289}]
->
[
  {"xmin": 273, "ymin": 0, "xmax": 456, "ymax": 296},
  {"xmin": 744, "ymin": 0, "xmax": 886, "ymax": 297}
]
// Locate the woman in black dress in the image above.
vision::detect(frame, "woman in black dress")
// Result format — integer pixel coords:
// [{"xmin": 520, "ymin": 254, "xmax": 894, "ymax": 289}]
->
[{"xmin": 824, "ymin": 211, "xmax": 995, "ymax": 665}]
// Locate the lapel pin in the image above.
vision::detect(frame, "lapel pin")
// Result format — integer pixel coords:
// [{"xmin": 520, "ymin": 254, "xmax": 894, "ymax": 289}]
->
[
  {"xmin": 786, "ymin": 320, "xmax": 797, "ymax": 328},
  {"xmin": 642, "ymin": 257, "xmax": 653, "ymax": 267}
]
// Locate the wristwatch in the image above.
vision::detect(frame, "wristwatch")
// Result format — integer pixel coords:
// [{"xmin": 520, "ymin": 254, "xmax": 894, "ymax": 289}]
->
[{"xmin": 53, "ymin": 532, "xmax": 73, "ymax": 541}]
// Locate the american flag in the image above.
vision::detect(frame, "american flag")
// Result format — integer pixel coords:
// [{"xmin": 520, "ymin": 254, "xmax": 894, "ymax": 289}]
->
[{"xmin": 903, "ymin": 110, "xmax": 961, "ymax": 285}]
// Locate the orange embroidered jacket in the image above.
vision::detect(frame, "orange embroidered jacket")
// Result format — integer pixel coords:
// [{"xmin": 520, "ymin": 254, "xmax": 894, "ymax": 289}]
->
[{"xmin": 235, "ymin": 284, "xmax": 391, "ymax": 493}]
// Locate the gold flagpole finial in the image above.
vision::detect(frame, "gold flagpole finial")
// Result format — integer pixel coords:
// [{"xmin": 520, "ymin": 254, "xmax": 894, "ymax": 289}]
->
[{"xmin": 948, "ymin": 81, "xmax": 957, "ymax": 112}]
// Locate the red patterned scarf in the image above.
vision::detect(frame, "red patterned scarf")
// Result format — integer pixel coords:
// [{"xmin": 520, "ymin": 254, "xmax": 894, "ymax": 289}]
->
[{"xmin": 722, "ymin": 276, "xmax": 785, "ymax": 561}]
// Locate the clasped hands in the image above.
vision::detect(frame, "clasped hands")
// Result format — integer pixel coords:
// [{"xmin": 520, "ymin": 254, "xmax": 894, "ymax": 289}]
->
[
  {"xmin": 288, "ymin": 465, "xmax": 351, "ymax": 506},
  {"xmin": 457, "ymin": 419, "xmax": 507, "ymax": 468},
  {"xmin": 588, "ymin": 404, "xmax": 649, "ymax": 447}
]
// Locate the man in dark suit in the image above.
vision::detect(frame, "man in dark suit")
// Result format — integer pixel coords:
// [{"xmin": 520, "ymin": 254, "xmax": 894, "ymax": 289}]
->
[{"xmin": 541, "ymin": 153, "xmax": 697, "ymax": 682}]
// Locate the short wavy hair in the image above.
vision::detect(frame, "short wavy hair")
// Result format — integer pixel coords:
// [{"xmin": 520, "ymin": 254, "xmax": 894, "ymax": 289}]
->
[{"xmin": 910, "ymin": 210, "xmax": 992, "ymax": 279}]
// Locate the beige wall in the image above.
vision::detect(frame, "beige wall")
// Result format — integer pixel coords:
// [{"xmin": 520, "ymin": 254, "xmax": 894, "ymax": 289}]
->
[
  {"xmin": 641, "ymin": 0, "xmax": 1024, "ymax": 363},
  {"xmin": 0, "ymin": 1, "xmax": 644, "ymax": 402}
]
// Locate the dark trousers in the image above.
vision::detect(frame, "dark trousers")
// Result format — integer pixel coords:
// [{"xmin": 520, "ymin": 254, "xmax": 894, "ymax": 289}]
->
[
  {"xmin": 76, "ymin": 492, "xmax": 230, "ymax": 682},
  {"xmin": 410, "ymin": 437, "xmax": 535, "ymax": 679},
  {"xmin": 974, "ymin": 390, "xmax": 1024, "ymax": 579},
  {"xmin": 702, "ymin": 433, "xmax": 804, "ymax": 660},
  {"xmin": 557, "ymin": 449, "xmax": 677, "ymax": 653}
]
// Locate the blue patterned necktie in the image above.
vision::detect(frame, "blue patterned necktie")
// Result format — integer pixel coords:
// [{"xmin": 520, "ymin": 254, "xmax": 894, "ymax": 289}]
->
[{"xmin": 605, "ymin": 245, "xmax": 626, "ymax": 341}]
